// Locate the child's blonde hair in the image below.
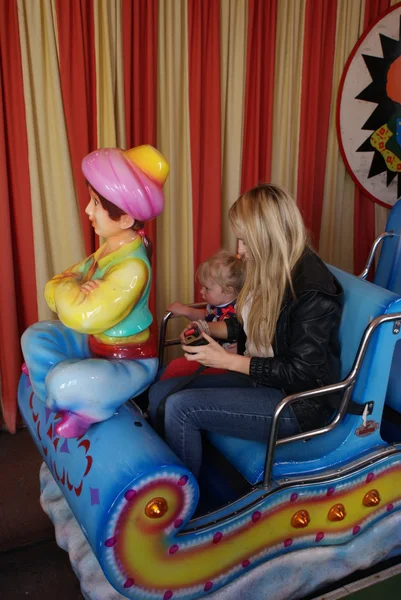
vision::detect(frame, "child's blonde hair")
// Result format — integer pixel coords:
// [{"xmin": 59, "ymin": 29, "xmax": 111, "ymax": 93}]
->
[
  {"xmin": 229, "ymin": 184, "xmax": 307, "ymax": 353},
  {"xmin": 196, "ymin": 250, "xmax": 245, "ymax": 295}
]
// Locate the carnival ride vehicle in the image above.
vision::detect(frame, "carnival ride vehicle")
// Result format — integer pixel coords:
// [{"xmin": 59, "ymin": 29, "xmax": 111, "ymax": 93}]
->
[{"xmin": 17, "ymin": 205, "xmax": 401, "ymax": 598}]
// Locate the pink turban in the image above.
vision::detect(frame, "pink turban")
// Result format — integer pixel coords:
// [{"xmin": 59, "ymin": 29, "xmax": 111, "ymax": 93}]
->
[{"xmin": 81, "ymin": 145, "xmax": 169, "ymax": 222}]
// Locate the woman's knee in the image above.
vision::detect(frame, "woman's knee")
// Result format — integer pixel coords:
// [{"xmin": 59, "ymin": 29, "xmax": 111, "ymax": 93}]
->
[{"xmin": 163, "ymin": 391, "xmax": 199, "ymax": 430}]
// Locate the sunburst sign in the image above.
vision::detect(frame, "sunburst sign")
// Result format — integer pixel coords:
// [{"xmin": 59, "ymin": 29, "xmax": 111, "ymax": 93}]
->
[{"xmin": 337, "ymin": 4, "xmax": 401, "ymax": 208}]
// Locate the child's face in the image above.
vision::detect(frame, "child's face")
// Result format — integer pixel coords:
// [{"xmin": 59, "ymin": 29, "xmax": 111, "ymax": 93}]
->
[
  {"xmin": 200, "ymin": 279, "xmax": 235, "ymax": 307},
  {"xmin": 85, "ymin": 190, "xmax": 123, "ymax": 239}
]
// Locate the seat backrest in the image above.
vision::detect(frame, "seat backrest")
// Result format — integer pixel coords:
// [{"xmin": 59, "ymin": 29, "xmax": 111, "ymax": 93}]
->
[
  {"xmin": 374, "ymin": 198, "xmax": 401, "ymax": 294},
  {"xmin": 330, "ymin": 265, "xmax": 400, "ymax": 378}
]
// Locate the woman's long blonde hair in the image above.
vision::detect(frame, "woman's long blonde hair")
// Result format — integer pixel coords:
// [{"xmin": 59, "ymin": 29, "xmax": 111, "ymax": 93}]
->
[{"xmin": 229, "ymin": 184, "xmax": 307, "ymax": 353}]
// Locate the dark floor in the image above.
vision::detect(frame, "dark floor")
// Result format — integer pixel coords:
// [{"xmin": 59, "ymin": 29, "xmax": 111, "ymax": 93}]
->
[
  {"xmin": 0, "ymin": 540, "xmax": 83, "ymax": 599},
  {"xmin": 347, "ymin": 573, "xmax": 401, "ymax": 600},
  {"xmin": 0, "ymin": 429, "xmax": 53, "ymax": 551},
  {"xmin": 305, "ymin": 556, "xmax": 401, "ymax": 600},
  {"xmin": 0, "ymin": 428, "xmax": 84, "ymax": 599}
]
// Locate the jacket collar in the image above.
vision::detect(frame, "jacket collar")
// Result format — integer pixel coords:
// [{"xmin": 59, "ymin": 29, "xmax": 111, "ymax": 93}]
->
[{"xmin": 283, "ymin": 247, "xmax": 343, "ymax": 306}]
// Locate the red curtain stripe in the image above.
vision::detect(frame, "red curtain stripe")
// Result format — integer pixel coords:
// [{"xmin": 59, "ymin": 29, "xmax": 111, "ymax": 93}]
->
[
  {"xmin": 0, "ymin": 0, "xmax": 38, "ymax": 432},
  {"xmin": 56, "ymin": 0, "xmax": 98, "ymax": 256},
  {"xmin": 296, "ymin": 0, "xmax": 337, "ymax": 248},
  {"xmin": 188, "ymin": 0, "xmax": 222, "ymax": 298},
  {"xmin": 241, "ymin": 0, "xmax": 278, "ymax": 193},
  {"xmin": 353, "ymin": 0, "xmax": 392, "ymax": 276},
  {"xmin": 122, "ymin": 0, "xmax": 158, "ymax": 149},
  {"xmin": 122, "ymin": 0, "xmax": 158, "ymax": 320}
]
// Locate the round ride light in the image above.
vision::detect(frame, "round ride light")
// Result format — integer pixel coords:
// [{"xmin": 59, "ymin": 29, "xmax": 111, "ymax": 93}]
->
[
  {"xmin": 145, "ymin": 497, "xmax": 169, "ymax": 519},
  {"xmin": 328, "ymin": 503, "xmax": 346, "ymax": 522},
  {"xmin": 291, "ymin": 509, "xmax": 310, "ymax": 528},
  {"xmin": 363, "ymin": 489, "xmax": 381, "ymax": 507}
]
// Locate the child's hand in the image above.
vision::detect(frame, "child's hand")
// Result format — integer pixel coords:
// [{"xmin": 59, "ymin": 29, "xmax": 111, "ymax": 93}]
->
[
  {"xmin": 81, "ymin": 280, "xmax": 100, "ymax": 294},
  {"xmin": 167, "ymin": 302, "xmax": 188, "ymax": 317}
]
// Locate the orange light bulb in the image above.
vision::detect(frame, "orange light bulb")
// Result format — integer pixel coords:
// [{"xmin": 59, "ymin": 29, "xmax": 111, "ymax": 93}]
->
[{"xmin": 145, "ymin": 497, "xmax": 168, "ymax": 519}]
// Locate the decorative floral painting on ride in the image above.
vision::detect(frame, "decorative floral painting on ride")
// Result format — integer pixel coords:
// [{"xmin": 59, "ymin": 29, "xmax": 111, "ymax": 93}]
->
[{"xmin": 338, "ymin": 4, "xmax": 401, "ymax": 207}]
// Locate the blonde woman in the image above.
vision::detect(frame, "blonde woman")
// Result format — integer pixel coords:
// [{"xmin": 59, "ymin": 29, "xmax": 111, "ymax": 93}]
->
[{"xmin": 149, "ymin": 184, "xmax": 343, "ymax": 478}]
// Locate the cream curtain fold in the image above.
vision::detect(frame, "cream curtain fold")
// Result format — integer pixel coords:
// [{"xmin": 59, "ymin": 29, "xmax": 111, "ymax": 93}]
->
[
  {"xmin": 220, "ymin": 0, "xmax": 248, "ymax": 253},
  {"xmin": 157, "ymin": 0, "xmax": 194, "ymax": 349},
  {"xmin": 50, "ymin": 0, "xmax": 60, "ymax": 59},
  {"xmin": 270, "ymin": 0, "xmax": 306, "ymax": 197},
  {"xmin": 17, "ymin": 0, "xmax": 85, "ymax": 320},
  {"xmin": 94, "ymin": 0, "xmax": 126, "ymax": 149},
  {"xmin": 319, "ymin": 0, "xmax": 365, "ymax": 273}
]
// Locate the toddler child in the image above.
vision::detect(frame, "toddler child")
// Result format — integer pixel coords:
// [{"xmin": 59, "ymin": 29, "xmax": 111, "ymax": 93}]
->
[{"xmin": 161, "ymin": 250, "xmax": 245, "ymax": 379}]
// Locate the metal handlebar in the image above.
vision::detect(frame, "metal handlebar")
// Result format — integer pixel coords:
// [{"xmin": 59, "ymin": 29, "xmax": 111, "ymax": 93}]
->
[
  {"xmin": 263, "ymin": 310, "xmax": 401, "ymax": 488},
  {"xmin": 158, "ymin": 303, "xmax": 207, "ymax": 365},
  {"xmin": 359, "ymin": 231, "xmax": 396, "ymax": 279}
]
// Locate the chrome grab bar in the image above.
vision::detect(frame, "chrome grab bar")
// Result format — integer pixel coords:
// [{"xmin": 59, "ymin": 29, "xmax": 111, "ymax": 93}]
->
[
  {"xmin": 359, "ymin": 231, "xmax": 396, "ymax": 279},
  {"xmin": 263, "ymin": 310, "xmax": 401, "ymax": 488}
]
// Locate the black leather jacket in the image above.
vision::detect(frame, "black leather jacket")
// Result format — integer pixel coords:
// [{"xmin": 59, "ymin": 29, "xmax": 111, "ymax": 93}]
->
[{"xmin": 226, "ymin": 248, "xmax": 343, "ymax": 431}]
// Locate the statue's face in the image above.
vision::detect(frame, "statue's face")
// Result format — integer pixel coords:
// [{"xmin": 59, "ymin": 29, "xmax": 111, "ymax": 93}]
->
[{"xmin": 85, "ymin": 189, "xmax": 126, "ymax": 239}]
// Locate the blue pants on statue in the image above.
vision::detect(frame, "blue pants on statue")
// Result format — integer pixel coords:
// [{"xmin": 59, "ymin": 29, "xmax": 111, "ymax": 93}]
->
[{"xmin": 22, "ymin": 320, "xmax": 158, "ymax": 438}]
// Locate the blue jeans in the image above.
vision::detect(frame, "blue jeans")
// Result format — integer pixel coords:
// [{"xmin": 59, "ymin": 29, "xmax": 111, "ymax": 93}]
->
[{"xmin": 148, "ymin": 372, "xmax": 300, "ymax": 478}]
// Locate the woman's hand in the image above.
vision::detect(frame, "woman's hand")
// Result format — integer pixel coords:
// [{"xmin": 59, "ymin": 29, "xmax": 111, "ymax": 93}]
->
[
  {"xmin": 182, "ymin": 333, "xmax": 233, "ymax": 370},
  {"xmin": 183, "ymin": 333, "xmax": 251, "ymax": 375}
]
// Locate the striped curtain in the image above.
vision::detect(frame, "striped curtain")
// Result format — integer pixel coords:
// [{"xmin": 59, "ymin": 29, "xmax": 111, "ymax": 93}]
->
[{"xmin": 1, "ymin": 0, "xmax": 398, "ymax": 432}]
